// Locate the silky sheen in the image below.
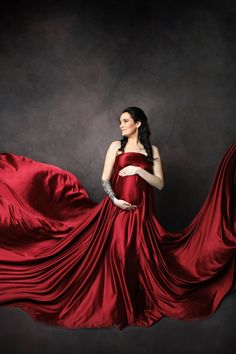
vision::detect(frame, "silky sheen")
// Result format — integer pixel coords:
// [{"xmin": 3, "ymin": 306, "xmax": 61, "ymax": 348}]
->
[{"xmin": 0, "ymin": 142, "xmax": 235, "ymax": 330}]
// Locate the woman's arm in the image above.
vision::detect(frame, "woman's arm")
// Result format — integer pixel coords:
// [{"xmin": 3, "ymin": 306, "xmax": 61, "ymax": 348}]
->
[
  {"xmin": 101, "ymin": 140, "xmax": 137, "ymax": 210},
  {"xmin": 137, "ymin": 145, "xmax": 164, "ymax": 190},
  {"xmin": 101, "ymin": 140, "xmax": 120, "ymax": 202},
  {"xmin": 101, "ymin": 140, "xmax": 119, "ymax": 181}
]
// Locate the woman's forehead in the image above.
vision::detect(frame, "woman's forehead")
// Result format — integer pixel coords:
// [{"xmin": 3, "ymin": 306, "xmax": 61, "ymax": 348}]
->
[{"xmin": 120, "ymin": 112, "xmax": 131, "ymax": 120}]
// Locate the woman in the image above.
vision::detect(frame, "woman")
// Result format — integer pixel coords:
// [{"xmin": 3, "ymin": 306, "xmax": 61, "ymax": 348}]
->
[
  {"xmin": 101, "ymin": 107, "xmax": 164, "ymax": 211},
  {"xmin": 0, "ymin": 107, "xmax": 235, "ymax": 330}
]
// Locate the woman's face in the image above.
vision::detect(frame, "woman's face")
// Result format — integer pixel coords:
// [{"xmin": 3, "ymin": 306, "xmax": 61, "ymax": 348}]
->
[{"xmin": 119, "ymin": 112, "xmax": 140, "ymax": 137}]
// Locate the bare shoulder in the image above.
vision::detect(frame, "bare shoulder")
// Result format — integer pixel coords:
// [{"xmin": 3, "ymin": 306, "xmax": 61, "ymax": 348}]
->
[
  {"xmin": 151, "ymin": 145, "xmax": 161, "ymax": 159},
  {"xmin": 110, "ymin": 140, "xmax": 121, "ymax": 149},
  {"xmin": 107, "ymin": 140, "xmax": 121, "ymax": 153},
  {"xmin": 105, "ymin": 140, "xmax": 121, "ymax": 157}
]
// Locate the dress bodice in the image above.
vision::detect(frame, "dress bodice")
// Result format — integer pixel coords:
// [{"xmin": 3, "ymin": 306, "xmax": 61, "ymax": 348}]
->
[{"xmin": 110, "ymin": 152, "xmax": 154, "ymax": 207}]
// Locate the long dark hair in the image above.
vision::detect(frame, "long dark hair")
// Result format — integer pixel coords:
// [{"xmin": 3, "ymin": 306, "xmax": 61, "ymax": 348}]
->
[{"xmin": 117, "ymin": 106, "xmax": 157, "ymax": 164}]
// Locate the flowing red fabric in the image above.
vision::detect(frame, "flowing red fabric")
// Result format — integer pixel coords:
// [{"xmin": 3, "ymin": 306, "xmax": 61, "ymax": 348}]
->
[{"xmin": 0, "ymin": 142, "xmax": 235, "ymax": 330}]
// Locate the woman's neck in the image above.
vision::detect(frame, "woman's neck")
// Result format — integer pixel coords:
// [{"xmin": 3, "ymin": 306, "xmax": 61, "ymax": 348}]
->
[
  {"xmin": 126, "ymin": 139, "xmax": 144, "ymax": 151},
  {"xmin": 126, "ymin": 137, "xmax": 141, "ymax": 147}
]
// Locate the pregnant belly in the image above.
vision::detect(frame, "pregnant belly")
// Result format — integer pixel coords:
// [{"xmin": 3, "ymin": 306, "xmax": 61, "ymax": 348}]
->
[{"xmin": 114, "ymin": 175, "xmax": 145, "ymax": 205}]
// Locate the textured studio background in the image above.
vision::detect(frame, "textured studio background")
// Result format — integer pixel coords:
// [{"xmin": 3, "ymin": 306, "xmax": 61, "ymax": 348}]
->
[{"xmin": 0, "ymin": 1, "xmax": 235, "ymax": 354}]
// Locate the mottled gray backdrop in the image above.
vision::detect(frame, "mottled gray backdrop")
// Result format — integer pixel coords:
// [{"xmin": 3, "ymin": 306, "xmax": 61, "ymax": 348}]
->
[{"xmin": 0, "ymin": 1, "xmax": 235, "ymax": 354}]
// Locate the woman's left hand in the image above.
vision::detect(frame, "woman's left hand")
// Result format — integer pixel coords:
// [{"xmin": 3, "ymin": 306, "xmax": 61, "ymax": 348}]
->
[{"xmin": 118, "ymin": 165, "xmax": 140, "ymax": 177}]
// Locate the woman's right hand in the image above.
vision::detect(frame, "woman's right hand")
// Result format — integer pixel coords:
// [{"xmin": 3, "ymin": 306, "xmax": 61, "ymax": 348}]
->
[{"xmin": 113, "ymin": 197, "xmax": 137, "ymax": 211}]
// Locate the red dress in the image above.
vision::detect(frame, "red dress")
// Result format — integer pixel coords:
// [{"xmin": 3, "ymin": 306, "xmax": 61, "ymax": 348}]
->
[{"xmin": 0, "ymin": 142, "xmax": 235, "ymax": 330}]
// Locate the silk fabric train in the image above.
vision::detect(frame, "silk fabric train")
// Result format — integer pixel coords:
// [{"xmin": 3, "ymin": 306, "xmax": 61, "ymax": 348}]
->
[{"xmin": 0, "ymin": 142, "xmax": 235, "ymax": 329}]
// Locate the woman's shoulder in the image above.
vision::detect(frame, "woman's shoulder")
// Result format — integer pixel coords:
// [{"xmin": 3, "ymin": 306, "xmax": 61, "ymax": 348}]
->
[
  {"xmin": 151, "ymin": 144, "xmax": 159, "ymax": 152},
  {"xmin": 110, "ymin": 140, "xmax": 121, "ymax": 148},
  {"xmin": 151, "ymin": 145, "xmax": 161, "ymax": 160},
  {"xmin": 108, "ymin": 140, "xmax": 121, "ymax": 152},
  {"xmin": 106, "ymin": 140, "xmax": 121, "ymax": 156}
]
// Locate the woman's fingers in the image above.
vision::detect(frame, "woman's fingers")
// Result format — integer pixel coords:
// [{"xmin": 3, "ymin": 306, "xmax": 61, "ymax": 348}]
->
[
  {"xmin": 124, "ymin": 203, "xmax": 137, "ymax": 210},
  {"xmin": 119, "ymin": 200, "xmax": 137, "ymax": 210}
]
